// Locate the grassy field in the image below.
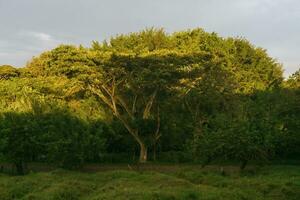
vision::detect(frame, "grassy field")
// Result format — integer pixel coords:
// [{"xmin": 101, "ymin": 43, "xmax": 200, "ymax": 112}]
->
[{"xmin": 0, "ymin": 165, "xmax": 299, "ymax": 200}]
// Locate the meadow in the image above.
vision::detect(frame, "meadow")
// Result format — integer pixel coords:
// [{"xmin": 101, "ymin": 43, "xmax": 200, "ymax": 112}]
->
[{"xmin": 0, "ymin": 164, "xmax": 299, "ymax": 200}]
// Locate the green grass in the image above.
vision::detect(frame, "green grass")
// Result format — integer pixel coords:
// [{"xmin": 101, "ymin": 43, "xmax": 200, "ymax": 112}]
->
[{"xmin": 0, "ymin": 165, "xmax": 299, "ymax": 200}]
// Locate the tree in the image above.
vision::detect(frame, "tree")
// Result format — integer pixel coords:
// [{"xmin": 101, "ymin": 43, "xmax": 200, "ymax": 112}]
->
[
  {"xmin": 275, "ymin": 69, "xmax": 300, "ymax": 158},
  {"xmin": 0, "ymin": 65, "xmax": 20, "ymax": 80},
  {"xmin": 181, "ymin": 33, "xmax": 283, "ymax": 168},
  {"xmin": 88, "ymin": 51, "xmax": 184, "ymax": 162}
]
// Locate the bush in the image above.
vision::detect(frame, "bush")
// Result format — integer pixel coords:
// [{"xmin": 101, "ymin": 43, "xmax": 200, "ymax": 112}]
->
[
  {"xmin": 158, "ymin": 151, "xmax": 193, "ymax": 163},
  {"xmin": 191, "ymin": 114, "xmax": 274, "ymax": 169},
  {"xmin": 0, "ymin": 108, "xmax": 108, "ymax": 173}
]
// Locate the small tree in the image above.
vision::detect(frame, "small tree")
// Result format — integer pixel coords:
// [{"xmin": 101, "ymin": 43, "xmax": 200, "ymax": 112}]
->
[{"xmin": 0, "ymin": 65, "xmax": 20, "ymax": 80}]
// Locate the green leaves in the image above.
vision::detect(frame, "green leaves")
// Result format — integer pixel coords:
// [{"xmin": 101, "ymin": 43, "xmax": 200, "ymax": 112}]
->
[
  {"xmin": 0, "ymin": 28, "xmax": 297, "ymax": 167},
  {"xmin": 0, "ymin": 65, "xmax": 20, "ymax": 80}
]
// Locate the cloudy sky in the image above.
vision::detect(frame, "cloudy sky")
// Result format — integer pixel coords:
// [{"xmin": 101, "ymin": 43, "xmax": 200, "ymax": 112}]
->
[{"xmin": 0, "ymin": 0, "xmax": 299, "ymax": 76}]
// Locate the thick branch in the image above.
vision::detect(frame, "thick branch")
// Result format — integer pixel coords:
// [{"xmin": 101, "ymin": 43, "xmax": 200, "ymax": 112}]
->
[
  {"xmin": 143, "ymin": 89, "xmax": 157, "ymax": 119},
  {"xmin": 114, "ymin": 112, "xmax": 144, "ymax": 146},
  {"xmin": 101, "ymin": 85, "xmax": 118, "ymax": 114},
  {"xmin": 132, "ymin": 95, "xmax": 137, "ymax": 114},
  {"xmin": 89, "ymin": 85, "xmax": 144, "ymax": 147},
  {"xmin": 117, "ymin": 95, "xmax": 134, "ymax": 120},
  {"xmin": 89, "ymin": 86, "xmax": 115, "ymax": 112},
  {"xmin": 154, "ymin": 106, "xmax": 161, "ymax": 141}
]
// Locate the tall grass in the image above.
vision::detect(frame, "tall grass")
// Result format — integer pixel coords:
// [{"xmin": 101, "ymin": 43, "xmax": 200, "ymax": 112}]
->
[{"xmin": 0, "ymin": 165, "xmax": 299, "ymax": 200}]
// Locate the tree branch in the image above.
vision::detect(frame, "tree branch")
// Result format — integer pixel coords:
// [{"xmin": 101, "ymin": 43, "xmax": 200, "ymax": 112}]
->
[{"xmin": 143, "ymin": 89, "xmax": 157, "ymax": 119}]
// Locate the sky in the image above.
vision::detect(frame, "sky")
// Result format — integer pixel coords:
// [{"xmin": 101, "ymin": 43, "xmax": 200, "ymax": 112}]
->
[{"xmin": 0, "ymin": 0, "xmax": 299, "ymax": 77}]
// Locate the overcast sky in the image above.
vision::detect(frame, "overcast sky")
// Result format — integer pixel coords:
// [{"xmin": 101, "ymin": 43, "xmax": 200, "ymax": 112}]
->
[{"xmin": 0, "ymin": 0, "xmax": 299, "ymax": 76}]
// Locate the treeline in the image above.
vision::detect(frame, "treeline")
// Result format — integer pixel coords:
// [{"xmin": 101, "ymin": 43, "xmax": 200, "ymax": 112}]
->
[{"xmin": 0, "ymin": 28, "xmax": 299, "ymax": 174}]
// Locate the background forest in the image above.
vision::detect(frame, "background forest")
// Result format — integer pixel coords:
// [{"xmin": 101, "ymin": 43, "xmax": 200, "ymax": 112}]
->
[{"xmin": 0, "ymin": 28, "xmax": 299, "ymax": 175}]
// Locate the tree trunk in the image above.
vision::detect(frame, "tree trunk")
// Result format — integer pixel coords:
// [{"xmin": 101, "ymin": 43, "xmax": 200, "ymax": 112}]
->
[
  {"xmin": 201, "ymin": 156, "xmax": 212, "ymax": 168},
  {"xmin": 240, "ymin": 160, "xmax": 248, "ymax": 170},
  {"xmin": 15, "ymin": 161, "xmax": 24, "ymax": 175},
  {"xmin": 153, "ymin": 142, "xmax": 157, "ymax": 161},
  {"xmin": 114, "ymin": 114, "xmax": 148, "ymax": 163},
  {"xmin": 139, "ymin": 143, "xmax": 147, "ymax": 163}
]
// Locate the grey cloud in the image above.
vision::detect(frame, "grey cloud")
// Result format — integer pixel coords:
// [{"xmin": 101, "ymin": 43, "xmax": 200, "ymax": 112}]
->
[{"xmin": 0, "ymin": 0, "xmax": 299, "ymax": 76}]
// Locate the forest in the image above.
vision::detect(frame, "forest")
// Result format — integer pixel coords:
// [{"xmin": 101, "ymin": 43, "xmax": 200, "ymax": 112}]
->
[
  {"xmin": 0, "ymin": 28, "xmax": 300, "ymax": 174},
  {"xmin": 0, "ymin": 28, "xmax": 299, "ymax": 179}
]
